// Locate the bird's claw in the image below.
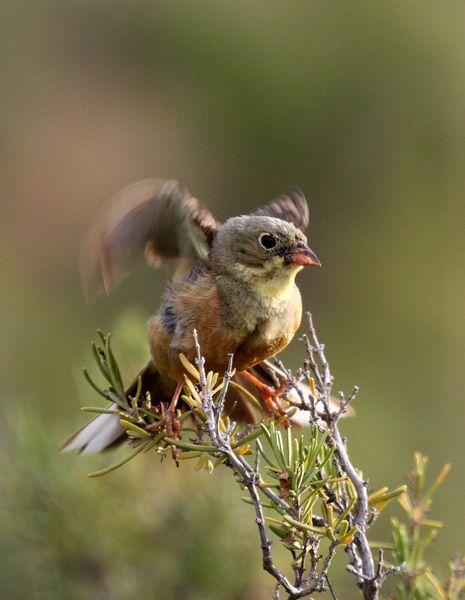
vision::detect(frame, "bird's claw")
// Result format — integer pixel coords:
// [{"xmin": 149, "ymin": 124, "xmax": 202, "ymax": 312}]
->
[
  {"xmin": 241, "ymin": 371, "xmax": 291, "ymax": 428},
  {"xmin": 261, "ymin": 381, "xmax": 291, "ymax": 428}
]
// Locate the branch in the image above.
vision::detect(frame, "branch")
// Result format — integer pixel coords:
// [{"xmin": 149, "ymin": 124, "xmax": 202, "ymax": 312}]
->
[
  {"xmin": 192, "ymin": 329, "xmax": 302, "ymax": 597},
  {"xmin": 304, "ymin": 312, "xmax": 394, "ymax": 599}
]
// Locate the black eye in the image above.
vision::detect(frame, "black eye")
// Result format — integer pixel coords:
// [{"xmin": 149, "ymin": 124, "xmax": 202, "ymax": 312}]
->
[{"xmin": 259, "ymin": 233, "xmax": 277, "ymax": 249}]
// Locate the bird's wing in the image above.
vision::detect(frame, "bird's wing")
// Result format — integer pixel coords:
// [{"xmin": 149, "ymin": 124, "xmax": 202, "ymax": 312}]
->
[
  {"xmin": 80, "ymin": 179, "xmax": 219, "ymax": 300},
  {"xmin": 250, "ymin": 188, "xmax": 309, "ymax": 231}
]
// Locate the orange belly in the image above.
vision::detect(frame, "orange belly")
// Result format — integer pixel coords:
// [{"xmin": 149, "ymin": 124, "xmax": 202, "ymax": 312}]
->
[{"xmin": 149, "ymin": 275, "xmax": 302, "ymax": 381}]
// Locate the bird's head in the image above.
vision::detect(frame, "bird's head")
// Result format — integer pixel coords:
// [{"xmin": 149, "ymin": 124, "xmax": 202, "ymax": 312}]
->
[{"xmin": 211, "ymin": 215, "xmax": 320, "ymax": 295}]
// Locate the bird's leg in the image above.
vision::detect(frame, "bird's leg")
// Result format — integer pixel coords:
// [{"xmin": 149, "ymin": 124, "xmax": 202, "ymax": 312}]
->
[{"xmin": 240, "ymin": 370, "xmax": 290, "ymax": 428}]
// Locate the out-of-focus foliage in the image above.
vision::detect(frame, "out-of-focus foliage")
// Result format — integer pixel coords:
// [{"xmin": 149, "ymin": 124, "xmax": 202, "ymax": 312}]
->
[
  {"xmin": 1, "ymin": 1, "xmax": 464, "ymax": 598},
  {"xmin": 389, "ymin": 453, "xmax": 465, "ymax": 600}
]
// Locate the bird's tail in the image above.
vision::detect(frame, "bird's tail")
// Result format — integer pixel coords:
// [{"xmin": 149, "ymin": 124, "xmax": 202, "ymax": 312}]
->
[{"xmin": 60, "ymin": 361, "xmax": 164, "ymax": 454}]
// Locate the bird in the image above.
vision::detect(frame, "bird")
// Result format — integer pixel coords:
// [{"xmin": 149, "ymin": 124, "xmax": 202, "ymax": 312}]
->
[{"xmin": 61, "ymin": 179, "xmax": 322, "ymax": 455}]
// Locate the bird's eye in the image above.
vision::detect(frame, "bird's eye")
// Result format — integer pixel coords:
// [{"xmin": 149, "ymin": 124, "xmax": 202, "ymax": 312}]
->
[{"xmin": 259, "ymin": 233, "xmax": 277, "ymax": 250}]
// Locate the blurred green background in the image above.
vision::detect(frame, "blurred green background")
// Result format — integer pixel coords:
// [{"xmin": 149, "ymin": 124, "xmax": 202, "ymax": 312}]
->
[{"xmin": 1, "ymin": 2, "xmax": 464, "ymax": 598}]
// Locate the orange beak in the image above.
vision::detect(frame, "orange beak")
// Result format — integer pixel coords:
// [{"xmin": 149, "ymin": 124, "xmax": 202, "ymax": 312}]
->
[{"xmin": 285, "ymin": 241, "xmax": 321, "ymax": 267}]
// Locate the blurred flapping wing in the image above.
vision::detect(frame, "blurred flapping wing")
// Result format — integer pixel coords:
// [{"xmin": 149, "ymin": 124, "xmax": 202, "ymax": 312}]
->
[
  {"xmin": 80, "ymin": 179, "xmax": 219, "ymax": 300},
  {"xmin": 251, "ymin": 188, "xmax": 309, "ymax": 231}
]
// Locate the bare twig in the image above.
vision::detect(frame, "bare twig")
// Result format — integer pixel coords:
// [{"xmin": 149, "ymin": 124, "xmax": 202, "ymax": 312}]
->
[
  {"xmin": 192, "ymin": 331, "xmax": 301, "ymax": 597},
  {"xmin": 303, "ymin": 312, "xmax": 401, "ymax": 599}
]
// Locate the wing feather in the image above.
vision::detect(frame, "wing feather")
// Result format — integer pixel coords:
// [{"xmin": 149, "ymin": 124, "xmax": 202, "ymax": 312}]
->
[
  {"xmin": 80, "ymin": 179, "xmax": 219, "ymax": 300},
  {"xmin": 251, "ymin": 188, "xmax": 309, "ymax": 231}
]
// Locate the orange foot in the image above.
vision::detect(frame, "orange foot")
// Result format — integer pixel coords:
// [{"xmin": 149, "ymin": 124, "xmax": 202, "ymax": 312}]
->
[{"xmin": 241, "ymin": 370, "xmax": 291, "ymax": 428}]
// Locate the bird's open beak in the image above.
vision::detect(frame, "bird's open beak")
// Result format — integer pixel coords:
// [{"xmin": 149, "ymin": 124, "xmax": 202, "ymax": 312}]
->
[{"xmin": 285, "ymin": 241, "xmax": 321, "ymax": 267}]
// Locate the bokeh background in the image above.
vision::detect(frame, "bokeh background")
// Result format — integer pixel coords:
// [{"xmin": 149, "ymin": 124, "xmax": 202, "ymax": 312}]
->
[{"xmin": 1, "ymin": 2, "xmax": 464, "ymax": 598}]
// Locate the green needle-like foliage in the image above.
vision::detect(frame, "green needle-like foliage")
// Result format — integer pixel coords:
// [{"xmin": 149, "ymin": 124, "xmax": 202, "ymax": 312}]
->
[
  {"xmin": 389, "ymin": 453, "xmax": 465, "ymax": 600},
  {"xmin": 256, "ymin": 423, "xmax": 357, "ymax": 550}
]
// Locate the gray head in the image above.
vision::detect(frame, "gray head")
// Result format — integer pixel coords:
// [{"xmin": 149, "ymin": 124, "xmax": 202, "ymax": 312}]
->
[{"xmin": 211, "ymin": 215, "xmax": 320, "ymax": 285}]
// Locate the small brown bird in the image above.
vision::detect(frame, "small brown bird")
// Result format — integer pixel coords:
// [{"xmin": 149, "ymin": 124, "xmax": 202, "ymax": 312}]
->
[{"xmin": 62, "ymin": 179, "xmax": 321, "ymax": 454}]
